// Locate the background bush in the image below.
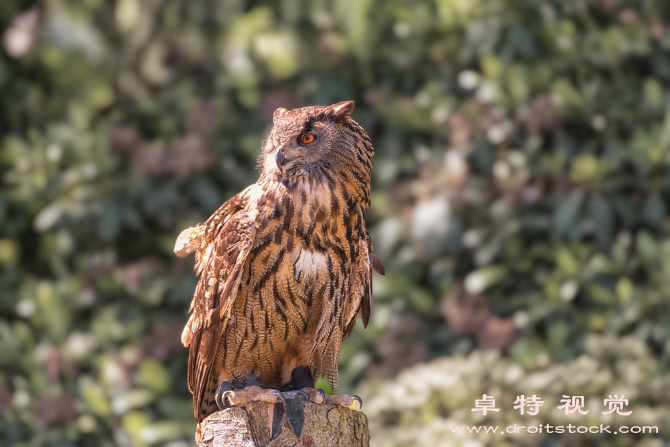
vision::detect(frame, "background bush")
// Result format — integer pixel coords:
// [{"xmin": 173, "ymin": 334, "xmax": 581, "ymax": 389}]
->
[{"xmin": 1, "ymin": 0, "xmax": 670, "ymax": 445}]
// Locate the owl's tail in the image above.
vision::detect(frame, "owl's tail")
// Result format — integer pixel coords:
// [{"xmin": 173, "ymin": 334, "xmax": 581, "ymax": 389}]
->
[
  {"xmin": 197, "ymin": 373, "xmax": 221, "ymax": 422},
  {"xmin": 187, "ymin": 325, "xmax": 223, "ymax": 424},
  {"xmin": 192, "ymin": 372, "xmax": 220, "ymax": 444}
]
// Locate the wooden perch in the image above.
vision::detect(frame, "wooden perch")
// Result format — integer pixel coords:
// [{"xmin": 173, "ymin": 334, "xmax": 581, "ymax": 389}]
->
[{"xmin": 197, "ymin": 402, "xmax": 370, "ymax": 447}]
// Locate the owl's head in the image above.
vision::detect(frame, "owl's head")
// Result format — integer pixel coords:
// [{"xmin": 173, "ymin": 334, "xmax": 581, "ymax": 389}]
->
[{"xmin": 259, "ymin": 101, "xmax": 374, "ymax": 204}]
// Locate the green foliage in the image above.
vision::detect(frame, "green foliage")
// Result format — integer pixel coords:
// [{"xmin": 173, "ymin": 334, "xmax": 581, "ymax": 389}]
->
[{"xmin": 1, "ymin": 0, "xmax": 670, "ymax": 445}]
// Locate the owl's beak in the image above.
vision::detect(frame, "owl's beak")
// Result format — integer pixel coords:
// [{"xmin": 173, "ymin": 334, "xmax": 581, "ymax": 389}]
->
[{"xmin": 275, "ymin": 146, "xmax": 286, "ymax": 173}]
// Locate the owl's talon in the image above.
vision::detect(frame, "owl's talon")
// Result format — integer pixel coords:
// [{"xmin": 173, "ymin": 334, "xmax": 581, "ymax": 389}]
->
[
  {"xmin": 297, "ymin": 390, "xmax": 310, "ymax": 402},
  {"xmin": 269, "ymin": 388, "xmax": 286, "ymax": 405},
  {"xmin": 215, "ymin": 381, "xmax": 234, "ymax": 410},
  {"xmin": 215, "ymin": 390, "xmax": 236, "ymax": 410},
  {"xmin": 221, "ymin": 390, "xmax": 236, "ymax": 408},
  {"xmin": 350, "ymin": 395, "xmax": 363, "ymax": 411},
  {"xmin": 284, "ymin": 389, "xmax": 309, "ymax": 402},
  {"xmin": 315, "ymin": 388, "xmax": 326, "ymax": 404}
]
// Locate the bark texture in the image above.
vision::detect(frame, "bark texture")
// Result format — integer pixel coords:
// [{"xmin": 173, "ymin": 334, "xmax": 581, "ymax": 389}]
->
[{"xmin": 197, "ymin": 403, "xmax": 370, "ymax": 447}]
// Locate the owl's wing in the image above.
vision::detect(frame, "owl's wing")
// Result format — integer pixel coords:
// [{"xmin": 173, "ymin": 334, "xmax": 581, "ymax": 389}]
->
[
  {"xmin": 177, "ymin": 190, "xmax": 256, "ymax": 420},
  {"xmin": 343, "ymin": 222, "xmax": 384, "ymax": 337}
]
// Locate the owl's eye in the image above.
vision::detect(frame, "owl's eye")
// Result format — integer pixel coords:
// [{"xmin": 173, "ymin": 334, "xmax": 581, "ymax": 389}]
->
[{"xmin": 298, "ymin": 133, "xmax": 316, "ymax": 144}]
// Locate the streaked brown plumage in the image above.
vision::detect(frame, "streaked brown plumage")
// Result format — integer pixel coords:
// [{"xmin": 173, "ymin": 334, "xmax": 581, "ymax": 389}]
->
[{"xmin": 175, "ymin": 101, "xmax": 384, "ymax": 424}]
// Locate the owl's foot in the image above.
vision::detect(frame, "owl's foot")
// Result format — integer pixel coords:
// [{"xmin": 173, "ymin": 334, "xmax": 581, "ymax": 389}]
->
[
  {"xmin": 215, "ymin": 383, "xmax": 289, "ymax": 408},
  {"xmin": 324, "ymin": 393, "xmax": 363, "ymax": 410},
  {"xmin": 215, "ymin": 383, "xmax": 306, "ymax": 438},
  {"xmin": 284, "ymin": 366, "xmax": 362, "ymax": 411},
  {"xmin": 298, "ymin": 388, "xmax": 363, "ymax": 411}
]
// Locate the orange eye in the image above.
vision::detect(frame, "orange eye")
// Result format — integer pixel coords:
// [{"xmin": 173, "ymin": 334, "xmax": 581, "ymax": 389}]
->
[{"xmin": 299, "ymin": 133, "xmax": 316, "ymax": 144}]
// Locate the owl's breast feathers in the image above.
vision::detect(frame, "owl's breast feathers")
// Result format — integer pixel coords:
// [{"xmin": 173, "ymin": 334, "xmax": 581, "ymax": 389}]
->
[{"xmin": 177, "ymin": 177, "xmax": 382, "ymax": 419}]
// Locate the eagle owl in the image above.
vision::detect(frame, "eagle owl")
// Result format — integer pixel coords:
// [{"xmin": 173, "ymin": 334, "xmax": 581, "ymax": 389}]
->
[{"xmin": 175, "ymin": 101, "xmax": 384, "ymax": 433}]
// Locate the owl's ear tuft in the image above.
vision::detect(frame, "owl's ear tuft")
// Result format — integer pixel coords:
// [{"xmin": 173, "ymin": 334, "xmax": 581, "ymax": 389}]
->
[
  {"xmin": 273, "ymin": 107, "xmax": 288, "ymax": 124},
  {"xmin": 327, "ymin": 101, "xmax": 355, "ymax": 122}
]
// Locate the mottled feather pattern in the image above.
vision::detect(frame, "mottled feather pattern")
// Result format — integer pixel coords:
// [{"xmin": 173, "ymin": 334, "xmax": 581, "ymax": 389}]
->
[{"xmin": 176, "ymin": 101, "xmax": 384, "ymax": 422}]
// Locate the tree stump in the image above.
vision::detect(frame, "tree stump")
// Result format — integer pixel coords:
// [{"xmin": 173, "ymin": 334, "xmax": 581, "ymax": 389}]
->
[{"xmin": 197, "ymin": 402, "xmax": 370, "ymax": 447}]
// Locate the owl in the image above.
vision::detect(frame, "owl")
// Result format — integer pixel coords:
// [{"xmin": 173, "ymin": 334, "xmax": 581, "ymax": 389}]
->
[{"xmin": 175, "ymin": 101, "xmax": 384, "ymax": 437}]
